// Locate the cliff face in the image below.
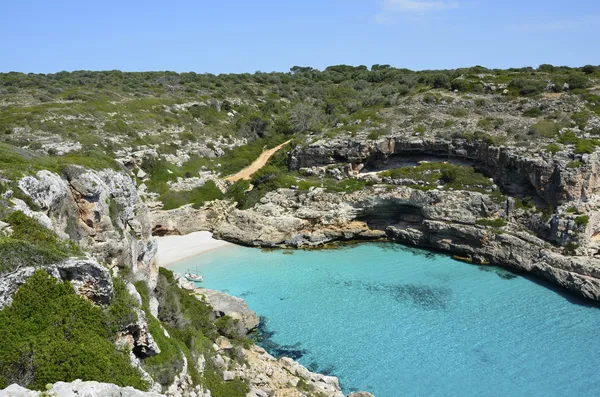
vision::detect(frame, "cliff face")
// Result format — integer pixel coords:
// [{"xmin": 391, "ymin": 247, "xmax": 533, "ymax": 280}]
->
[
  {"xmin": 17, "ymin": 167, "xmax": 158, "ymax": 289},
  {"xmin": 290, "ymin": 136, "xmax": 600, "ymax": 206},
  {"xmin": 2, "ymin": 166, "xmax": 366, "ymax": 397},
  {"xmin": 200, "ymin": 184, "xmax": 600, "ymax": 301}
]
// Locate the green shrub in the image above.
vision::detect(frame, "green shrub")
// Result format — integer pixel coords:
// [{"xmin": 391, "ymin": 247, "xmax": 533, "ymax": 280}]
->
[
  {"xmin": 544, "ymin": 143, "xmax": 561, "ymax": 154},
  {"xmin": 564, "ymin": 242, "xmax": 579, "ymax": 255},
  {"xmin": 367, "ymin": 129, "xmax": 386, "ymax": 140},
  {"xmin": 575, "ymin": 139, "xmax": 597, "ymax": 154},
  {"xmin": 514, "ymin": 197, "xmax": 535, "ymax": 210},
  {"xmin": 567, "ymin": 160, "xmax": 581, "ymax": 169},
  {"xmin": 529, "ymin": 121, "xmax": 560, "ymax": 138},
  {"xmin": 575, "ymin": 215, "xmax": 589, "ymax": 226},
  {"xmin": 160, "ymin": 180, "xmax": 224, "ymax": 210},
  {"xmin": 0, "ymin": 211, "xmax": 82, "ymax": 274},
  {"xmin": 0, "ymin": 271, "xmax": 146, "ymax": 390},
  {"xmin": 476, "ymin": 218, "xmax": 507, "ymax": 228},
  {"xmin": 523, "ymin": 107, "xmax": 542, "ymax": 117},
  {"xmin": 557, "ymin": 131, "xmax": 579, "ymax": 144},
  {"xmin": 380, "ymin": 163, "xmax": 492, "ymax": 191},
  {"xmin": 450, "ymin": 108, "xmax": 468, "ymax": 117}
]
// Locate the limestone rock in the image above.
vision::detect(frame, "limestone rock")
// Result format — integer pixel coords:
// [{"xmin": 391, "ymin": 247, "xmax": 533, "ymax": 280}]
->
[
  {"xmin": 18, "ymin": 167, "xmax": 158, "ymax": 290},
  {"xmin": 0, "ymin": 259, "xmax": 113, "ymax": 309},
  {"xmin": 117, "ymin": 308, "xmax": 161, "ymax": 359},
  {"xmin": 0, "ymin": 380, "xmax": 165, "ymax": 396},
  {"xmin": 195, "ymin": 288, "xmax": 259, "ymax": 334}
]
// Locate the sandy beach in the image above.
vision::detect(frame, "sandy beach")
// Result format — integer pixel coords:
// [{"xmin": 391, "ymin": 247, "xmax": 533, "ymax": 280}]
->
[{"xmin": 156, "ymin": 231, "xmax": 232, "ymax": 266}]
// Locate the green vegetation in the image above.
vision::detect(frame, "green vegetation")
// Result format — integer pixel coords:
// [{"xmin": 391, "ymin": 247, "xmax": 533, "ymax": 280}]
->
[
  {"xmin": 224, "ymin": 148, "xmax": 373, "ymax": 209},
  {"xmin": 0, "ymin": 211, "xmax": 82, "ymax": 275},
  {"xmin": 567, "ymin": 160, "xmax": 582, "ymax": 169},
  {"xmin": 529, "ymin": 121, "xmax": 562, "ymax": 138},
  {"xmin": 575, "ymin": 215, "xmax": 589, "ymax": 227},
  {"xmin": 556, "ymin": 131, "xmax": 600, "ymax": 154},
  {"xmin": 564, "ymin": 242, "xmax": 579, "ymax": 255},
  {"xmin": 1, "ymin": 65, "xmax": 598, "ymax": 210},
  {"xmin": 160, "ymin": 181, "xmax": 224, "ymax": 210},
  {"xmin": 514, "ymin": 196, "xmax": 536, "ymax": 210},
  {"xmin": 379, "ymin": 163, "xmax": 493, "ymax": 191},
  {"xmin": 544, "ymin": 143, "xmax": 561, "ymax": 154},
  {"xmin": 522, "ymin": 107, "xmax": 542, "ymax": 117},
  {"xmin": 0, "ymin": 271, "xmax": 146, "ymax": 390},
  {"xmin": 139, "ymin": 268, "xmax": 249, "ymax": 396},
  {"xmin": 0, "ymin": 143, "xmax": 118, "ymax": 180},
  {"xmin": 476, "ymin": 218, "xmax": 507, "ymax": 228}
]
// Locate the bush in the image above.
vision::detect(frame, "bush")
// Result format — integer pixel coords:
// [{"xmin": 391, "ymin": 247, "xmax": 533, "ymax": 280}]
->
[
  {"xmin": 367, "ymin": 129, "xmax": 386, "ymax": 140},
  {"xmin": 558, "ymin": 131, "xmax": 579, "ymax": 144},
  {"xmin": 160, "ymin": 180, "xmax": 224, "ymax": 210},
  {"xmin": 0, "ymin": 271, "xmax": 146, "ymax": 390},
  {"xmin": 544, "ymin": 143, "xmax": 561, "ymax": 154},
  {"xmin": 582, "ymin": 65, "xmax": 597, "ymax": 75},
  {"xmin": 529, "ymin": 121, "xmax": 560, "ymax": 138},
  {"xmin": 575, "ymin": 215, "xmax": 589, "ymax": 226},
  {"xmin": 510, "ymin": 78, "xmax": 545, "ymax": 96},
  {"xmin": 523, "ymin": 107, "xmax": 542, "ymax": 117},
  {"xmin": 380, "ymin": 163, "xmax": 492, "ymax": 191},
  {"xmin": 575, "ymin": 139, "xmax": 597, "ymax": 154},
  {"xmin": 567, "ymin": 160, "xmax": 582, "ymax": 169},
  {"xmin": 476, "ymin": 218, "xmax": 507, "ymax": 228},
  {"xmin": 0, "ymin": 211, "xmax": 82, "ymax": 274}
]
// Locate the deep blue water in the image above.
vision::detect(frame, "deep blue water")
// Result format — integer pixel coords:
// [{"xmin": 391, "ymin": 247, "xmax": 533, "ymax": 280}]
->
[{"xmin": 171, "ymin": 243, "xmax": 600, "ymax": 397}]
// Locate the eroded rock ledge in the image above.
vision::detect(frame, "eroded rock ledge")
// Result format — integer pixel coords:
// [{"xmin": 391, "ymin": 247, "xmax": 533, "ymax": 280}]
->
[{"xmin": 154, "ymin": 185, "xmax": 600, "ymax": 302}]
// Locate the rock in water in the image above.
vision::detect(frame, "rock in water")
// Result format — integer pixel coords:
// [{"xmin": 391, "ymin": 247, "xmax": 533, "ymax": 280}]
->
[{"xmin": 195, "ymin": 288, "xmax": 260, "ymax": 334}]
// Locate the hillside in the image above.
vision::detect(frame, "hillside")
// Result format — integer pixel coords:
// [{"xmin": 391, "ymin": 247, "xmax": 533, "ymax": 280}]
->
[{"xmin": 2, "ymin": 64, "xmax": 600, "ymax": 396}]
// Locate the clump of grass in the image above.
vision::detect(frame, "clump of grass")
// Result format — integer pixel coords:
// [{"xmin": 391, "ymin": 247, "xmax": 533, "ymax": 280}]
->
[
  {"xmin": 522, "ymin": 107, "xmax": 542, "ymax": 117},
  {"xmin": 575, "ymin": 215, "xmax": 589, "ymax": 226},
  {"xmin": 476, "ymin": 218, "xmax": 507, "ymax": 228},
  {"xmin": 529, "ymin": 121, "xmax": 561, "ymax": 138},
  {"xmin": 0, "ymin": 211, "xmax": 82, "ymax": 274},
  {"xmin": 367, "ymin": 128, "xmax": 386, "ymax": 140},
  {"xmin": 544, "ymin": 143, "xmax": 561, "ymax": 154}
]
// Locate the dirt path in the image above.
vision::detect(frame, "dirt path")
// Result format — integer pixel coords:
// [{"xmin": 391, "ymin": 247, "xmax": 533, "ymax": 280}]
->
[{"xmin": 225, "ymin": 140, "xmax": 292, "ymax": 182}]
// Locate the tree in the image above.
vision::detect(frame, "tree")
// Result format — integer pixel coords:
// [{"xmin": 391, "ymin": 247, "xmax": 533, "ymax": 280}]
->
[
  {"xmin": 582, "ymin": 65, "xmax": 597, "ymax": 75},
  {"xmin": 289, "ymin": 103, "xmax": 322, "ymax": 133},
  {"xmin": 238, "ymin": 114, "xmax": 270, "ymax": 138},
  {"xmin": 432, "ymin": 74, "xmax": 451, "ymax": 89}
]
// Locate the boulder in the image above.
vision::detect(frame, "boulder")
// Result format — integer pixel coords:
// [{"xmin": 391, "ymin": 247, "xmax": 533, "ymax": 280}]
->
[
  {"xmin": 0, "ymin": 380, "xmax": 165, "ymax": 396},
  {"xmin": 0, "ymin": 259, "xmax": 113, "ymax": 309},
  {"xmin": 195, "ymin": 288, "xmax": 259, "ymax": 333}
]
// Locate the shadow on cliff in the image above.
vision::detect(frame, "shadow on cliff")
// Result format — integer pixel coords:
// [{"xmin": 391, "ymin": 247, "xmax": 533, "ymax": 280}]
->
[{"xmin": 522, "ymin": 274, "xmax": 600, "ymax": 309}]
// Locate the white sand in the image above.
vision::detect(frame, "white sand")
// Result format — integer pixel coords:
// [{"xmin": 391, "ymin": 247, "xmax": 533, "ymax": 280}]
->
[{"xmin": 156, "ymin": 231, "xmax": 232, "ymax": 266}]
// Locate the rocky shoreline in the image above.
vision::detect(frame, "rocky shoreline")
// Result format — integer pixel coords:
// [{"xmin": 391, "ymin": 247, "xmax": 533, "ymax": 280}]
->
[
  {"xmin": 0, "ymin": 168, "xmax": 373, "ymax": 397},
  {"xmin": 152, "ymin": 134, "xmax": 600, "ymax": 302}
]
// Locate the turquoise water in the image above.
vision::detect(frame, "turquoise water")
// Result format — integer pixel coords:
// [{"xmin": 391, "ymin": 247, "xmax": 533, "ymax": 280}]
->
[{"xmin": 171, "ymin": 243, "xmax": 600, "ymax": 397}]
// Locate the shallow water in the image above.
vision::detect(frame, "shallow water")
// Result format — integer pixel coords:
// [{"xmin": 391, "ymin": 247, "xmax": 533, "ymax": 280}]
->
[{"xmin": 171, "ymin": 243, "xmax": 600, "ymax": 397}]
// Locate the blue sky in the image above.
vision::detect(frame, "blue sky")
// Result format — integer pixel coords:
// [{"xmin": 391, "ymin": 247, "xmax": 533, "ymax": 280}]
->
[{"xmin": 1, "ymin": 0, "xmax": 598, "ymax": 74}]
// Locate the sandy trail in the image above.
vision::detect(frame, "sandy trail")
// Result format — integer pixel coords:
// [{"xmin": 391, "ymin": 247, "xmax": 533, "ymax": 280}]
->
[{"xmin": 225, "ymin": 140, "xmax": 291, "ymax": 182}]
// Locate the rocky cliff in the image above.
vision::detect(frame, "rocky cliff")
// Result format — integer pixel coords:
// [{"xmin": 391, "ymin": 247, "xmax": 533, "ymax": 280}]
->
[
  {"xmin": 0, "ymin": 166, "xmax": 369, "ymax": 397},
  {"xmin": 290, "ymin": 135, "xmax": 600, "ymax": 206},
  {"xmin": 16, "ymin": 167, "xmax": 159, "ymax": 289}
]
